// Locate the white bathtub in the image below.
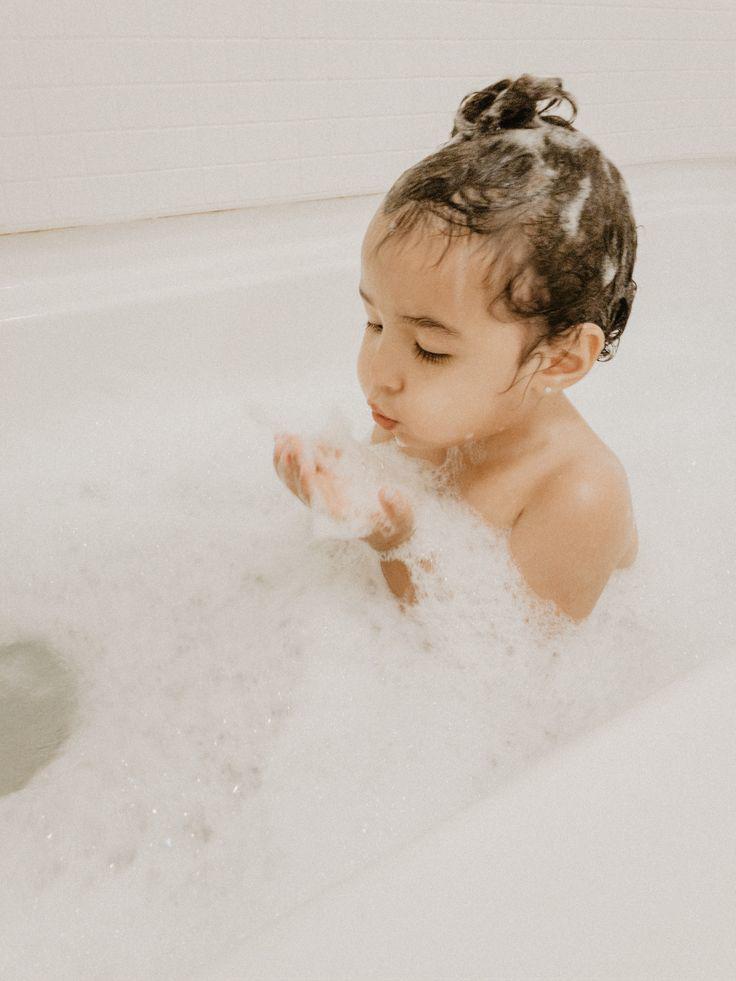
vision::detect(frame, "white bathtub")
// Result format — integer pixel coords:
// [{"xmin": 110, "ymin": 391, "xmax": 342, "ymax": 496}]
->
[
  {"xmin": 0, "ymin": 157, "xmax": 734, "ymax": 980},
  {"xmin": 210, "ymin": 649, "xmax": 736, "ymax": 981}
]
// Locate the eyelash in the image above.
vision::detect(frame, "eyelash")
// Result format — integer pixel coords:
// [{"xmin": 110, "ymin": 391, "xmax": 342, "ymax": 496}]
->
[{"xmin": 365, "ymin": 321, "xmax": 449, "ymax": 365}]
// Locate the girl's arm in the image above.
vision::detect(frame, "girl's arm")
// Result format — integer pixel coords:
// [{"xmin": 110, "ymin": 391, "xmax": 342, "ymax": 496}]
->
[
  {"xmin": 376, "ymin": 555, "xmax": 419, "ymax": 609},
  {"xmin": 508, "ymin": 460, "xmax": 634, "ymax": 622},
  {"xmin": 367, "ymin": 423, "xmax": 427, "ymax": 608}
]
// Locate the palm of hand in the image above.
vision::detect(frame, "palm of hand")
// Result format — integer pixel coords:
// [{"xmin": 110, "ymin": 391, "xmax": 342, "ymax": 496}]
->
[
  {"xmin": 273, "ymin": 433, "xmax": 349, "ymax": 517},
  {"xmin": 272, "ymin": 433, "xmax": 414, "ymax": 551}
]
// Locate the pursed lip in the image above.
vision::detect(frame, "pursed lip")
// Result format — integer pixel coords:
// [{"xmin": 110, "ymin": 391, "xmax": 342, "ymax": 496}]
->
[{"xmin": 368, "ymin": 402, "xmax": 397, "ymax": 422}]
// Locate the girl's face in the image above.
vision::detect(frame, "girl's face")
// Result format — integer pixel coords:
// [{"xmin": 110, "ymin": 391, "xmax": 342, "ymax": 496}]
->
[{"xmin": 357, "ymin": 208, "xmax": 543, "ymax": 464}]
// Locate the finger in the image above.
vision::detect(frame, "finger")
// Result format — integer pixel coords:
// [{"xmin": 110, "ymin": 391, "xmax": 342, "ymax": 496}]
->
[
  {"xmin": 374, "ymin": 498, "xmax": 399, "ymax": 534},
  {"xmin": 273, "ymin": 438, "xmax": 289, "ymax": 470},
  {"xmin": 274, "ymin": 445, "xmax": 288, "ymax": 481},
  {"xmin": 296, "ymin": 461, "xmax": 313, "ymax": 506},
  {"xmin": 292, "ymin": 455, "xmax": 304, "ymax": 500},
  {"xmin": 283, "ymin": 435, "xmax": 298, "ymax": 460},
  {"xmin": 380, "ymin": 489, "xmax": 413, "ymax": 535},
  {"xmin": 273, "ymin": 433, "xmax": 290, "ymax": 463},
  {"xmin": 277, "ymin": 449, "xmax": 302, "ymax": 500},
  {"xmin": 278, "ymin": 445, "xmax": 297, "ymax": 482},
  {"xmin": 274, "ymin": 432, "xmax": 291, "ymax": 462},
  {"xmin": 292, "ymin": 439, "xmax": 317, "ymax": 486},
  {"xmin": 379, "ymin": 487, "xmax": 405, "ymax": 511}
]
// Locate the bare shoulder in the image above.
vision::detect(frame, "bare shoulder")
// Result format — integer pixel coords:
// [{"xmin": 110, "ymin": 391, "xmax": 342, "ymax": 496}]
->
[
  {"xmin": 540, "ymin": 443, "xmax": 637, "ymax": 565},
  {"xmin": 509, "ymin": 444, "xmax": 638, "ymax": 621},
  {"xmin": 545, "ymin": 443, "xmax": 632, "ymax": 511}
]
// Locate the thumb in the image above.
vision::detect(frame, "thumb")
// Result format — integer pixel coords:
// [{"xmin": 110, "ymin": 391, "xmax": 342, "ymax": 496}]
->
[
  {"xmin": 379, "ymin": 487, "xmax": 403, "ymax": 509},
  {"xmin": 379, "ymin": 487, "xmax": 413, "ymax": 527}
]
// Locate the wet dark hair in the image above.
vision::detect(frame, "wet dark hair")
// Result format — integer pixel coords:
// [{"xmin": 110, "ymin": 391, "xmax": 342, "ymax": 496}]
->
[{"xmin": 369, "ymin": 74, "xmax": 638, "ymax": 371}]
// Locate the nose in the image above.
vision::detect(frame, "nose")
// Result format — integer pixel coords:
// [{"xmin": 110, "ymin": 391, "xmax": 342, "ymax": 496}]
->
[{"xmin": 365, "ymin": 329, "xmax": 403, "ymax": 395}]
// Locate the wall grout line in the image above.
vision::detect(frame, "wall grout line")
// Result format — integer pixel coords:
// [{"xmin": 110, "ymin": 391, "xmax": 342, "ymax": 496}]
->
[
  {"xmin": 5, "ymin": 126, "xmax": 735, "ymax": 183},
  {"xmin": 8, "ymin": 34, "xmax": 736, "ymax": 43},
  {"xmin": 7, "ymin": 70, "xmax": 735, "ymax": 94}
]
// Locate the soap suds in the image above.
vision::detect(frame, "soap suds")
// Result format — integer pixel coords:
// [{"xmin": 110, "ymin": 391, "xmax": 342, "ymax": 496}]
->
[{"xmin": 0, "ymin": 304, "xmax": 729, "ymax": 979}]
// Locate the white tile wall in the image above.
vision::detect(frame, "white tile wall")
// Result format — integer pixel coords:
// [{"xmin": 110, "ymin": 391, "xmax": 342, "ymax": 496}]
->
[{"xmin": 1, "ymin": 0, "xmax": 734, "ymax": 234}]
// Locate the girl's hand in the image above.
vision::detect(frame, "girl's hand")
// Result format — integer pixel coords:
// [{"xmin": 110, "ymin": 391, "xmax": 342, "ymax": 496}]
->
[
  {"xmin": 272, "ymin": 433, "xmax": 414, "ymax": 552},
  {"xmin": 273, "ymin": 433, "xmax": 349, "ymax": 518},
  {"xmin": 359, "ymin": 487, "xmax": 415, "ymax": 553}
]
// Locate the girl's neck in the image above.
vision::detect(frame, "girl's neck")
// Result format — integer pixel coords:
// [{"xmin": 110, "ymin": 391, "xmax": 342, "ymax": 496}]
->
[
  {"xmin": 404, "ymin": 390, "xmax": 573, "ymax": 476},
  {"xmin": 474, "ymin": 390, "xmax": 573, "ymax": 465}
]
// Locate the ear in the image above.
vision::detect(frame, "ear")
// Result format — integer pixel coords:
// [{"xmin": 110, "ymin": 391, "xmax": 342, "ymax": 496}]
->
[{"xmin": 537, "ymin": 322, "xmax": 605, "ymax": 391}]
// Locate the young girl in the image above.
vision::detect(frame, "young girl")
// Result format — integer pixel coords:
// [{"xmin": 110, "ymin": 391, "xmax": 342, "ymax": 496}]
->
[{"xmin": 273, "ymin": 74, "xmax": 639, "ymax": 624}]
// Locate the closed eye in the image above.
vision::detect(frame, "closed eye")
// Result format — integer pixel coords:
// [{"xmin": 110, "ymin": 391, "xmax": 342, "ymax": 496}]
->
[{"xmin": 365, "ymin": 321, "xmax": 450, "ymax": 365}]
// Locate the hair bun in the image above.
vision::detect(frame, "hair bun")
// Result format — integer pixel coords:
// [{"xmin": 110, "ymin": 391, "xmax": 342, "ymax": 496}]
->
[{"xmin": 449, "ymin": 74, "xmax": 578, "ymax": 142}]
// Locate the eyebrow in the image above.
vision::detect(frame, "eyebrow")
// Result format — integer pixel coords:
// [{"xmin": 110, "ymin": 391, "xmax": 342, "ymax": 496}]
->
[{"xmin": 358, "ymin": 286, "xmax": 463, "ymax": 338}]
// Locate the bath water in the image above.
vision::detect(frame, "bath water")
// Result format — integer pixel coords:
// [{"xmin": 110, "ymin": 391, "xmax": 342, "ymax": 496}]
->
[
  {"xmin": 0, "ymin": 363, "xmax": 723, "ymax": 979},
  {"xmin": 0, "ymin": 208, "xmax": 733, "ymax": 979}
]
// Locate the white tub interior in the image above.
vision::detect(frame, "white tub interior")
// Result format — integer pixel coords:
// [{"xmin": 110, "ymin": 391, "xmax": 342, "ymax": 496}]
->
[{"xmin": 0, "ymin": 158, "xmax": 733, "ymax": 979}]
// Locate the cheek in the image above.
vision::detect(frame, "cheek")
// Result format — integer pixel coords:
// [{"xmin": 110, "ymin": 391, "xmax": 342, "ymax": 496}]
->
[
  {"xmin": 356, "ymin": 335, "xmax": 369, "ymax": 374},
  {"xmin": 356, "ymin": 337, "xmax": 376, "ymax": 393}
]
